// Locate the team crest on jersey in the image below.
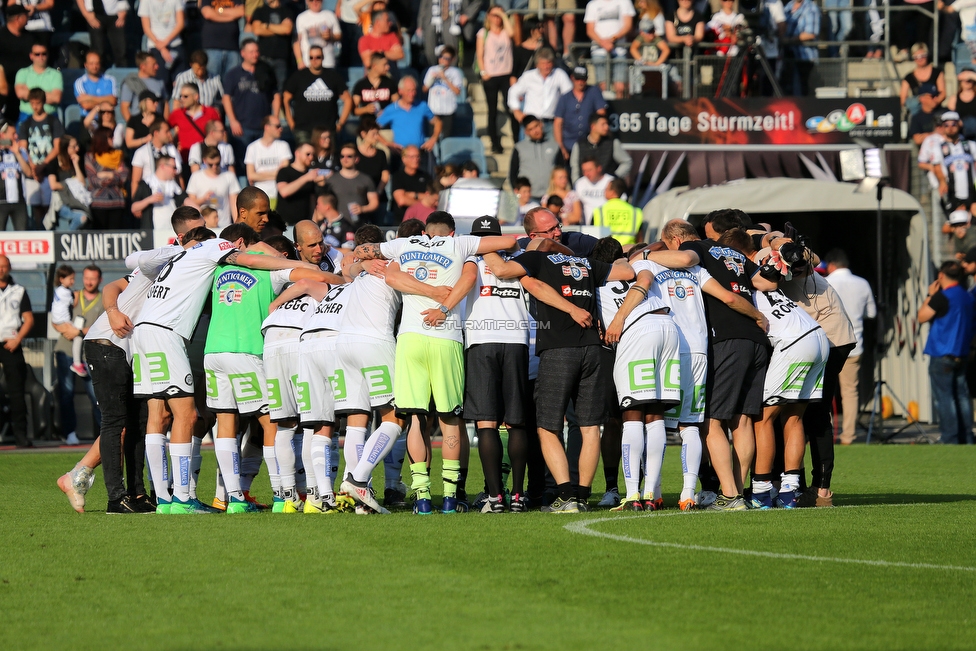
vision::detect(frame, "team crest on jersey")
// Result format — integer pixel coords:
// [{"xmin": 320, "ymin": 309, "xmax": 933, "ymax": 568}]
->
[
  {"xmin": 562, "ymin": 264, "xmax": 589, "ymax": 280},
  {"xmin": 670, "ymin": 283, "xmax": 694, "ymax": 300},
  {"xmin": 410, "ymin": 264, "xmax": 437, "ymax": 282},
  {"xmin": 216, "ymin": 270, "xmax": 258, "ymax": 304}
]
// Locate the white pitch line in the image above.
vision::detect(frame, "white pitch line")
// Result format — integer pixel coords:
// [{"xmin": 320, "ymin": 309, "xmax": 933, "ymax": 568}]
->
[{"xmin": 564, "ymin": 506, "xmax": 976, "ymax": 572}]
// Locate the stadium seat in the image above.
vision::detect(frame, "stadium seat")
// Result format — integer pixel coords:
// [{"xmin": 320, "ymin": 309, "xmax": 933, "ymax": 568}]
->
[
  {"xmin": 105, "ymin": 67, "xmax": 138, "ymax": 95},
  {"xmin": 437, "ymin": 136, "xmax": 487, "ymax": 173},
  {"xmin": 63, "ymin": 105, "xmax": 83, "ymax": 137},
  {"xmin": 346, "ymin": 67, "xmax": 365, "ymax": 86},
  {"xmin": 449, "ymin": 104, "xmax": 474, "ymax": 137},
  {"xmin": 14, "ymin": 270, "xmax": 49, "ymax": 315}
]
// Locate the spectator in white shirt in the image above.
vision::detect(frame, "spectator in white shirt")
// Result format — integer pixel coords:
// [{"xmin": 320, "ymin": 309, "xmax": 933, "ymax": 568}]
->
[
  {"xmin": 138, "ymin": 0, "xmax": 185, "ymax": 86},
  {"xmin": 707, "ymin": 0, "xmax": 745, "ymax": 56},
  {"xmin": 130, "ymin": 118, "xmax": 182, "ymax": 197},
  {"xmin": 422, "ymin": 45, "xmax": 464, "ymax": 139},
  {"xmin": 186, "ymin": 145, "xmax": 241, "ymax": 228},
  {"xmin": 573, "ymin": 155, "xmax": 613, "ymax": 224},
  {"xmin": 244, "ymin": 115, "xmax": 292, "ymax": 202},
  {"xmin": 507, "ymin": 47, "xmax": 573, "ymax": 140},
  {"xmin": 294, "ymin": 0, "xmax": 342, "ymax": 69},
  {"xmin": 824, "ymin": 248, "xmax": 877, "ymax": 446},
  {"xmin": 188, "ymin": 120, "xmax": 236, "ymax": 175},
  {"xmin": 917, "ymin": 114, "xmax": 948, "ymax": 193},
  {"xmin": 584, "ymin": 0, "xmax": 635, "ymax": 99}
]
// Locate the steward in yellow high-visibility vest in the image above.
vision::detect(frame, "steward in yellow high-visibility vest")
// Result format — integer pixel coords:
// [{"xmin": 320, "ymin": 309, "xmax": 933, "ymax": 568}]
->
[{"xmin": 592, "ymin": 177, "xmax": 642, "ymax": 245}]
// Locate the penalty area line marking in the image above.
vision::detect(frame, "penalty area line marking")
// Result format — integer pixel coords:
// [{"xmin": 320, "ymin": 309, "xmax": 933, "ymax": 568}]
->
[{"xmin": 564, "ymin": 505, "xmax": 976, "ymax": 572}]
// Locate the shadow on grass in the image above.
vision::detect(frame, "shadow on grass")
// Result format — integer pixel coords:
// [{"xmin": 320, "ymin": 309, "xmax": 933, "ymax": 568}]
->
[{"xmin": 836, "ymin": 493, "xmax": 976, "ymax": 506}]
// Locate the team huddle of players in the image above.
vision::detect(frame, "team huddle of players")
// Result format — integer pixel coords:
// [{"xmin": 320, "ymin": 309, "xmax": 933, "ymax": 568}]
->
[{"xmin": 69, "ymin": 191, "xmax": 832, "ymax": 515}]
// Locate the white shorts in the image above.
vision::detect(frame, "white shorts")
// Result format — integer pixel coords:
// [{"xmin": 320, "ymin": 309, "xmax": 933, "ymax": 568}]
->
[
  {"xmin": 665, "ymin": 351, "xmax": 708, "ymax": 429},
  {"xmin": 335, "ymin": 334, "xmax": 396, "ymax": 413},
  {"xmin": 131, "ymin": 324, "xmax": 193, "ymax": 399},
  {"xmin": 763, "ymin": 330, "xmax": 829, "ymax": 406},
  {"xmin": 613, "ymin": 315, "xmax": 681, "ymax": 410},
  {"xmin": 264, "ymin": 337, "xmax": 301, "ymax": 421},
  {"xmin": 204, "ymin": 352, "xmax": 269, "ymax": 415},
  {"xmin": 298, "ymin": 332, "xmax": 338, "ymax": 425}
]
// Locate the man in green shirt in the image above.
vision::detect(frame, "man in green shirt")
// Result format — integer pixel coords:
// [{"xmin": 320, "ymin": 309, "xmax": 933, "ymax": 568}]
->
[
  {"xmin": 592, "ymin": 178, "xmax": 643, "ymax": 246},
  {"xmin": 14, "ymin": 43, "xmax": 62, "ymax": 121},
  {"xmin": 202, "ymin": 222, "xmax": 340, "ymax": 514}
]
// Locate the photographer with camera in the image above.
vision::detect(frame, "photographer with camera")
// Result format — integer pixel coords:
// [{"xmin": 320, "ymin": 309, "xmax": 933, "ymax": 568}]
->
[{"xmin": 0, "ymin": 121, "xmax": 31, "ymax": 230}]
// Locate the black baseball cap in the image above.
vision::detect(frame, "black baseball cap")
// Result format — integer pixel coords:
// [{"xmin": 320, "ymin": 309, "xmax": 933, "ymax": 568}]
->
[
  {"xmin": 572, "ymin": 66, "xmax": 588, "ymax": 80},
  {"xmin": 5, "ymin": 5, "xmax": 28, "ymax": 18},
  {"xmin": 470, "ymin": 216, "xmax": 501, "ymax": 236},
  {"xmin": 138, "ymin": 90, "xmax": 160, "ymax": 103}
]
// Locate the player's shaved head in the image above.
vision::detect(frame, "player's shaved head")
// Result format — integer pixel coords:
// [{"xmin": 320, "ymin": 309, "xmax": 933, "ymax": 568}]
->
[
  {"xmin": 236, "ymin": 186, "xmax": 270, "ymax": 233},
  {"xmin": 294, "ymin": 220, "xmax": 322, "ymax": 247}
]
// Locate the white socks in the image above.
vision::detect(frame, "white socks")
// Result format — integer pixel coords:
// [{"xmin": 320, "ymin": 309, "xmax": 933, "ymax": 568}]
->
[
  {"xmin": 644, "ymin": 421, "xmax": 667, "ymax": 500},
  {"xmin": 781, "ymin": 473, "xmax": 800, "ymax": 493},
  {"xmin": 275, "ymin": 425, "xmax": 297, "ymax": 492},
  {"xmin": 170, "ymin": 442, "xmax": 193, "ymax": 502},
  {"xmin": 384, "ymin": 431, "xmax": 407, "ymax": 489},
  {"xmin": 344, "ymin": 426, "xmax": 367, "ymax": 476},
  {"xmin": 310, "ymin": 434, "xmax": 334, "ymax": 499},
  {"xmin": 679, "ymin": 426, "xmax": 702, "ymax": 500},
  {"xmin": 620, "ymin": 421, "xmax": 644, "ymax": 498},
  {"xmin": 146, "ymin": 433, "xmax": 171, "ymax": 501},
  {"xmin": 263, "ymin": 445, "xmax": 281, "ymax": 494},
  {"xmin": 354, "ymin": 422, "xmax": 402, "ymax": 483},
  {"xmin": 214, "ymin": 438, "xmax": 244, "ymax": 501}
]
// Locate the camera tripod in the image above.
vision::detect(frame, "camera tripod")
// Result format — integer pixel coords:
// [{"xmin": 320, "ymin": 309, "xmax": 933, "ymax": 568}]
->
[{"xmin": 715, "ymin": 35, "xmax": 783, "ymax": 98}]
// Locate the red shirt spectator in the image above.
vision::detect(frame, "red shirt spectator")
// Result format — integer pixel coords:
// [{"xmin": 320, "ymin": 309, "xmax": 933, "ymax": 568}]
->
[
  {"xmin": 357, "ymin": 11, "xmax": 404, "ymax": 66},
  {"xmin": 168, "ymin": 82, "xmax": 220, "ymax": 160}
]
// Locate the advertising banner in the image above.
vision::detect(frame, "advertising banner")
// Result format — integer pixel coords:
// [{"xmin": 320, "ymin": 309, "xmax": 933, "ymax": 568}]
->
[
  {"xmin": 0, "ymin": 231, "xmax": 55, "ymax": 265},
  {"xmin": 55, "ymin": 230, "xmax": 152, "ymax": 262},
  {"xmin": 607, "ymin": 98, "xmax": 901, "ymax": 145}
]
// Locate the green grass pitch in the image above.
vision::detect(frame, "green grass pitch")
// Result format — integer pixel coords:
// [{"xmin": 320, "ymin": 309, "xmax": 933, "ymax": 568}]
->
[{"xmin": 2, "ymin": 445, "xmax": 976, "ymax": 650}]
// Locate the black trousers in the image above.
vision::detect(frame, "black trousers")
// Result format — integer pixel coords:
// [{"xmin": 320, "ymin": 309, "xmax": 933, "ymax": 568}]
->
[
  {"xmin": 85, "ymin": 341, "xmax": 144, "ymax": 501},
  {"xmin": 803, "ymin": 343, "xmax": 855, "ymax": 489},
  {"xmin": 481, "ymin": 75, "xmax": 517, "ymax": 149},
  {"xmin": 89, "ymin": 16, "xmax": 127, "ymax": 68},
  {"xmin": 0, "ymin": 202, "xmax": 28, "ymax": 232},
  {"xmin": 0, "ymin": 344, "xmax": 29, "ymax": 446}
]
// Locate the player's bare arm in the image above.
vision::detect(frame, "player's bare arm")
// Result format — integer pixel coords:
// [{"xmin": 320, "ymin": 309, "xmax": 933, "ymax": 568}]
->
[
  {"xmin": 422, "ymin": 260, "xmax": 477, "ymax": 327},
  {"xmin": 606, "ymin": 259, "xmax": 636, "ymax": 282},
  {"xmin": 605, "ymin": 269, "xmax": 652, "ymax": 344},
  {"xmin": 520, "ymin": 276, "xmax": 592, "ymax": 329},
  {"xmin": 384, "ymin": 261, "xmax": 452, "ymax": 304},
  {"xmin": 268, "ymin": 279, "xmax": 330, "ymax": 313},
  {"xmin": 102, "ymin": 277, "xmax": 133, "ymax": 337},
  {"xmin": 644, "ymin": 249, "xmax": 700, "ymax": 268},
  {"xmin": 474, "ymin": 235, "xmax": 519, "ymax": 255},
  {"xmin": 482, "ymin": 251, "xmax": 526, "ymax": 280},
  {"xmin": 228, "ymin": 251, "xmax": 318, "ymax": 272}
]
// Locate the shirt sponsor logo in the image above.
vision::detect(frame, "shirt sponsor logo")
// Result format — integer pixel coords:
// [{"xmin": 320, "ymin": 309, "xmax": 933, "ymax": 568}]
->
[
  {"xmin": 479, "ymin": 285, "xmax": 521, "ymax": 299},
  {"xmin": 219, "ymin": 241, "xmax": 235, "ymax": 250},
  {"xmin": 669, "ymin": 283, "xmax": 693, "ymax": 300},
  {"xmin": 547, "ymin": 253, "xmax": 591, "ymax": 268},
  {"xmin": 303, "ymin": 78, "xmax": 335, "ymax": 102},
  {"xmin": 562, "ymin": 285, "xmax": 593, "ymax": 298},
  {"xmin": 401, "ymin": 250, "xmax": 453, "ymax": 267},
  {"xmin": 410, "ymin": 265, "xmax": 438, "ymax": 282},
  {"xmin": 216, "ymin": 270, "xmax": 258, "ymax": 304}
]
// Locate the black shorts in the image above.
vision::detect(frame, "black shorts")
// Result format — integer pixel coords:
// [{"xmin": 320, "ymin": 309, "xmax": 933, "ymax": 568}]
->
[
  {"xmin": 706, "ymin": 338, "xmax": 769, "ymax": 420},
  {"xmin": 463, "ymin": 343, "xmax": 529, "ymax": 425},
  {"xmin": 535, "ymin": 345, "xmax": 608, "ymax": 432}
]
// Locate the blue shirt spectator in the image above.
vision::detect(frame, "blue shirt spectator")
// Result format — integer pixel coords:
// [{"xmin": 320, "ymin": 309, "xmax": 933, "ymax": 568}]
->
[
  {"xmin": 376, "ymin": 76, "xmax": 441, "ymax": 150},
  {"xmin": 785, "ymin": 0, "xmax": 820, "ymax": 62},
  {"xmin": 553, "ymin": 68, "xmax": 608, "ymax": 159},
  {"xmin": 73, "ymin": 51, "xmax": 118, "ymax": 117}
]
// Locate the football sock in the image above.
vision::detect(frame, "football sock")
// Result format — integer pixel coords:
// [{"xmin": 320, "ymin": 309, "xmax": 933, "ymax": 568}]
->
[
  {"xmin": 353, "ymin": 421, "xmax": 402, "ymax": 483},
  {"xmin": 752, "ymin": 480, "xmax": 774, "ymax": 494},
  {"xmin": 621, "ymin": 421, "xmax": 644, "ymax": 498},
  {"xmin": 274, "ymin": 425, "xmax": 297, "ymax": 491},
  {"xmin": 330, "ymin": 437, "xmax": 340, "ymax": 491},
  {"xmin": 344, "ymin": 426, "xmax": 367, "ymax": 475},
  {"xmin": 214, "ymin": 471, "xmax": 227, "ymax": 503},
  {"xmin": 679, "ymin": 426, "xmax": 702, "ymax": 500},
  {"xmin": 644, "ymin": 420, "xmax": 667, "ymax": 500},
  {"xmin": 263, "ymin": 446, "xmax": 281, "ymax": 496},
  {"xmin": 409, "ymin": 461, "xmax": 430, "ymax": 500},
  {"xmin": 507, "ymin": 426, "xmax": 528, "ymax": 496},
  {"xmin": 557, "ymin": 482, "xmax": 574, "ymax": 501},
  {"xmin": 577, "ymin": 485, "xmax": 591, "ymax": 502},
  {"xmin": 781, "ymin": 471, "xmax": 801, "ymax": 494},
  {"xmin": 169, "ymin": 442, "xmax": 193, "ymax": 502},
  {"xmin": 164, "ymin": 439, "xmax": 172, "ymax": 491},
  {"xmin": 145, "ymin": 433, "xmax": 171, "ymax": 501},
  {"xmin": 189, "ymin": 436, "xmax": 202, "ymax": 500},
  {"xmin": 499, "ymin": 425, "xmax": 511, "ymax": 490},
  {"xmin": 384, "ymin": 432, "xmax": 407, "ymax": 489},
  {"xmin": 442, "ymin": 459, "xmax": 461, "ymax": 498},
  {"xmin": 214, "ymin": 438, "xmax": 244, "ymax": 501},
  {"xmin": 310, "ymin": 435, "xmax": 334, "ymax": 498},
  {"xmin": 301, "ymin": 429, "xmax": 315, "ymax": 495},
  {"xmin": 477, "ymin": 427, "xmax": 503, "ymax": 496}
]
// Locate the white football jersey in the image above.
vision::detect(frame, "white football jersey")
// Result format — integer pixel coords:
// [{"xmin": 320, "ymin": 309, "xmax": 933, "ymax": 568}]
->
[
  {"xmin": 261, "ymin": 293, "xmax": 317, "ymax": 335},
  {"xmin": 596, "ymin": 276, "xmax": 668, "ymax": 335},
  {"xmin": 86, "ymin": 247, "xmax": 184, "ymax": 360},
  {"xmin": 302, "ymin": 282, "xmax": 352, "ymax": 334},
  {"xmin": 380, "ymin": 235, "xmax": 482, "ymax": 343},
  {"xmin": 338, "ymin": 267, "xmax": 401, "ymax": 342},
  {"xmin": 135, "ymin": 239, "xmax": 238, "ymax": 339},
  {"xmin": 463, "ymin": 256, "xmax": 529, "ymax": 348},
  {"xmin": 638, "ymin": 259, "xmax": 711, "ymax": 355},
  {"xmin": 754, "ymin": 289, "xmax": 822, "ymax": 349}
]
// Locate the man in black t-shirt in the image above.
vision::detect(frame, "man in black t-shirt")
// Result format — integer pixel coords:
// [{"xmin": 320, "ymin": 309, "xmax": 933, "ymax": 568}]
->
[
  {"xmin": 251, "ymin": 0, "xmax": 296, "ymax": 94},
  {"xmin": 389, "ymin": 145, "xmax": 429, "ymax": 222},
  {"xmin": 646, "ymin": 213, "xmax": 776, "ymax": 511},
  {"xmin": 352, "ymin": 54, "xmax": 399, "ymax": 117},
  {"xmin": 484, "ymin": 240, "xmax": 635, "ymax": 513},
  {"xmin": 283, "ymin": 45, "xmax": 352, "ymax": 145},
  {"xmin": 275, "ymin": 141, "xmax": 325, "ymax": 225}
]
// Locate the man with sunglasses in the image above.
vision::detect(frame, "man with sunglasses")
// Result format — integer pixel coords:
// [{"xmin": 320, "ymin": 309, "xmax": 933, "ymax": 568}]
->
[
  {"xmin": 294, "ymin": 0, "xmax": 342, "ymax": 70},
  {"xmin": 283, "ymin": 45, "xmax": 351, "ymax": 145},
  {"xmin": 13, "ymin": 43, "xmax": 61, "ymax": 125},
  {"xmin": 169, "ymin": 83, "xmax": 221, "ymax": 164},
  {"xmin": 244, "ymin": 115, "xmax": 292, "ymax": 206}
]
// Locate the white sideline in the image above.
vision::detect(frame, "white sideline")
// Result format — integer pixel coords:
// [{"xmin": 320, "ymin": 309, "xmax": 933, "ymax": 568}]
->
[{"xmin": 564, "ymin": 504, "xmax": 976, "ymax": 572}]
